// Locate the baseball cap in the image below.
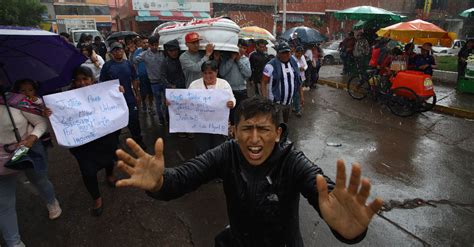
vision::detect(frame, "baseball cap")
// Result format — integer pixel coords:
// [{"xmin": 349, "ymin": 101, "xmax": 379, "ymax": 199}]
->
[
  {"xmin": 275, "ymin": 41, "xmax": 291, "ymax": 53},
  {"xmin": 420, "ymin": 42, "xmax": 433, "ymax": 51},
  {"xmin": 110, "ymin": 42, "xmax": 123, "ymax": 51},
  {"xmin": 185, "ymin": 32, "xmax": 202, "ymax": 43}
]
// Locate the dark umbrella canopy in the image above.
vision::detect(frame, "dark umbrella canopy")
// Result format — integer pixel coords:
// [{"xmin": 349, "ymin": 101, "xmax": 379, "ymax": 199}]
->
[
  {"xmin": 281, "ymin": 26, "xmax": 327, "ymax": 45},
  {"xmin": 106, "ymin": 31, "xmax": 139, "ymax": 41},
  {"xmin": 0, "ymin": 26, "xmax": 86, "ymax": 95}
]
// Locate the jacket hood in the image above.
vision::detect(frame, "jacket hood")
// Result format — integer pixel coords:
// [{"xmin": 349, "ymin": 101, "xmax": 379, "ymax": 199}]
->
[{"xmin": 164, "ymin": 39, "xmax": 180, "ymax": 51}]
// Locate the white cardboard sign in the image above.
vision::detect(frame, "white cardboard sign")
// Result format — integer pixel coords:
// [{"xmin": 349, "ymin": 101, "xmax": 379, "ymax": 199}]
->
[
  {"xmin": 43, "ymin": 80, "xmax": 129, "ymax": 147},
  {"xmin": 166, "ymin": 89, "xmax": 230, "ymax": 135}
]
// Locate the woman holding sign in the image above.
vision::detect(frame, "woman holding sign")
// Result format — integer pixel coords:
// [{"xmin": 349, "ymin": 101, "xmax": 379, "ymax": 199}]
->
[
  {"xmin": 188, "ymin": 60, "xmax": 236, "ymax": 155},
  {"xmin": 46, "ymin": 66, "xmax": 123, "ymax": 216}
]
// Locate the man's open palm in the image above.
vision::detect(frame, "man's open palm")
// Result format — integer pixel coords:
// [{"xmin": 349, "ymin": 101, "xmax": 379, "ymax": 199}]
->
[
  {"xmin": 116, "ymin": 138, "xmax": 165, "ymax": 192},
  {"xmin": 317, "ymin": 160, "xmax": 383, "ymax": 240}
]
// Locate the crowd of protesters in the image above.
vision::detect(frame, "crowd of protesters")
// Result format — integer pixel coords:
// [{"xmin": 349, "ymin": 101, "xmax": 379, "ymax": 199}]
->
[{"xmin": 1, "ymin": 29, "xmax": 356, "ymax": 247}]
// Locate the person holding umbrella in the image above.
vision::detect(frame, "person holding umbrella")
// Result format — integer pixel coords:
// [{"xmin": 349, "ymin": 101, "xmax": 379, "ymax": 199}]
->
[{"xmin": 1, "ymin": 83, "xmax": 62, "ymax": 247}]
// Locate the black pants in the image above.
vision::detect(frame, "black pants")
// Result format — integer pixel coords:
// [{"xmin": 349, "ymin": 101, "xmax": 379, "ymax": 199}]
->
[
  {"xmin": 128, "ymin": 104, "xmax": 144, "ymax": 145},
  {"xmin": 194, "ymin": 134, "xmax": 227, "ymax": 156},
  {"xmin": 82, "ymin": 166, "xmax": 113, "ymax": 200},
  {"xmin": 230, "ymin": 90, "xmax": 248, "ymax": 125}
]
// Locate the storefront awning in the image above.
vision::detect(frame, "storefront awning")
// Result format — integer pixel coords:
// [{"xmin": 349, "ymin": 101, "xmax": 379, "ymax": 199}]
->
[{"xmin": 136, "ymin": 10, "xmax": 210, "ymax": 22}]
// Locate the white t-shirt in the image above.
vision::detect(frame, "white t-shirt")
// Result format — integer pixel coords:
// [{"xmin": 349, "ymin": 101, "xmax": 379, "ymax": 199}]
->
[
  {"xmin": 188, "ymin": 78, "xmax": 236, "ymax": 107},
  {"xmin": 292, "ymin": 55, "xmax": 308, "ymax": 81},
  {"xmin": 305, "ymin": 50, "xmax": 313, "ymax": 61},
  {"xmin": 81, "ymin": 55, "xmax": 105, "ymax": 81}
]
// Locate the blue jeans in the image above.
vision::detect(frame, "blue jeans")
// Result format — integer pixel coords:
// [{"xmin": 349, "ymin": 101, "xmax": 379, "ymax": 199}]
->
[
  {"xmin": 150, "ymin": 83, "xmax": 166, "ymax": 122},
  {"xmin": 0, "ymin": 174, "xmax": 21, "ymax": 246},
  {"xmin": 0, "ymin": 168, "xmax": 56, "ymax": 246},
  {"xmin": 292, "ymin": 89, "xmax": 302, "ymax": 113}
]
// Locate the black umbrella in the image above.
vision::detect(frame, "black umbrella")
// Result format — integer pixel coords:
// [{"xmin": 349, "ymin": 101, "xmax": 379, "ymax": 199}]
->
[
  {"xmin": 281, "ymin": 26, "xmax": 327, "ymax": 45},
  {"xmin": 106, "ymin": 31, "xmax": 139, "ymax": 42}
]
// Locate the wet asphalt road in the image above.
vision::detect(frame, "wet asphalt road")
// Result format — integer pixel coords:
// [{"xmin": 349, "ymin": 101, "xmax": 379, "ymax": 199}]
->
[{"xmin": 6, "ymin": 83, "xmax": 474, "ymax": 247}]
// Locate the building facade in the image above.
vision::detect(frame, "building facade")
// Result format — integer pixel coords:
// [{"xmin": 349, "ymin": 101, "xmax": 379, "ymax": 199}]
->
[{"xmin": 54, "ymin": 0, "xmax": 112, "ymax": 34}]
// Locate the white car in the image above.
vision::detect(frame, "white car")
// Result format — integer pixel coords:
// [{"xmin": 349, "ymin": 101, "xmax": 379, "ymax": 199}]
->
[
  {"xmin": 432, "ymin": 39, "xmax": 465, "ymax": 56},
  {"xmin": 321, "ymin": 40, "xmax": 342, "ymax": 65}
]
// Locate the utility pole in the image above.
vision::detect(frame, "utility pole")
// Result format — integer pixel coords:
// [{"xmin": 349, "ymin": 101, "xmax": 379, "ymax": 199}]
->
[
  {"xmin": 272, "ymin": 0, "xmax": 278, "ymax": 36},
  {"xmin": 282, "ymin": 0, "xmax": 287, "ymax": 32},
  {"xmin": 115, "ymin": 0, "xmax": 121, "ymax": 31},
  {"xmin": 423, "ymin": 0, "xmax": 432, "ymax": 19}
]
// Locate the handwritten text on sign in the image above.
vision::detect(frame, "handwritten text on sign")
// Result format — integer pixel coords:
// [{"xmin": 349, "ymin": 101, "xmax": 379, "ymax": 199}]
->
[
  {"xmin": 43, "ymin": 80, "xmax": 129, "ymax": 147},
  {"xmin": 166, "ymin": 89, "xmax": 230, "ymax": 135}
]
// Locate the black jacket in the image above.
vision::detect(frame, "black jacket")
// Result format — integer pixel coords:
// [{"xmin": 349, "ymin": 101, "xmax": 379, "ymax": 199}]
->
[
  {"xmin": 160, "ymin": 56, "xmax": 186, "ymax": 89},
  {"xmin": 249, "ymin": 51, "xmax": 270, "ymax": 83},
  {"xmin": 148, "ymin": 134, "xmax": 367, "ymax": 246}
]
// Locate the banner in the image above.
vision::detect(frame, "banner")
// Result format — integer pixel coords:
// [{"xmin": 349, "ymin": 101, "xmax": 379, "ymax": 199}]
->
[
  {"xmin": 132, "ymin": 0, "xmax": 210, "ymax": 12},
  {"xmin": 166, "ymin": 89, "xmax": 230, "ymax": 135},
  {"xmin": 43, "ymin": 80, "xmax": 128, "ymax": 147}
]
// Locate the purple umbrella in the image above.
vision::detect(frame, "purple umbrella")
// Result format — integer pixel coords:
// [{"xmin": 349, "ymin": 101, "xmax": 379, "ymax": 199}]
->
[{"xmin": 0, "ymin": 26, "xmax": 86, "ymax": 95}]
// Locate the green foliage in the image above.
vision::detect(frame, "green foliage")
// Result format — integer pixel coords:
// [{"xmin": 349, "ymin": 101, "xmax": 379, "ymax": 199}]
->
[
  {"xmin": 0, "ymin": 0, "xmax": 46, "ymax": 27},
  {"xmin": 435, "ymin": 56, "xmax": 458, "ymax": 72},
  {"xmin": 310, "ymin": 16, "xmax": 324, "ymax": 28}
]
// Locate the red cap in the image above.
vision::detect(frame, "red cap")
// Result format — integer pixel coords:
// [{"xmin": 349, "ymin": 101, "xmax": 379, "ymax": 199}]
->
[{"xmin": 185, "ymin": 32, "xmax": 201, "ymax": 43}]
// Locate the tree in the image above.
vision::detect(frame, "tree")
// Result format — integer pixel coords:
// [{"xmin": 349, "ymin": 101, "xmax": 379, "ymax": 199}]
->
[{"xmin": 0, "ymin": 0, "xmax": 46, "ymax": 27}]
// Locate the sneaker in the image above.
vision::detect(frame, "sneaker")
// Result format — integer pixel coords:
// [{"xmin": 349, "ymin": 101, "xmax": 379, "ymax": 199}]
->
[
  {"xmin": 303, "ymin": 86, "xmax": 310, "ymax": 91},
  {"xmin": 13, "ymin": 240, "xmax": 26, "ymax": 247},
  {"xmin": 295, "ymin": 111, "xmax": 303, "ymax": 118},
  {"xmin": 47, "ymin": 199, "xmax": 62, "ymax": 220}
]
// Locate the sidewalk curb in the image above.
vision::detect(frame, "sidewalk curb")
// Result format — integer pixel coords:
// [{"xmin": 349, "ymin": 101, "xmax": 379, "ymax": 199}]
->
[{"xmin": 317, "ymin": 78, "xmax": 474, "ymax": 120}]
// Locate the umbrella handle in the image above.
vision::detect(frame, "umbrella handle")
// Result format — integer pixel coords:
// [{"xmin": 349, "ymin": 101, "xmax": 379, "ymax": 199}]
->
[{"xmin": 1, "ymin": 91, "xmax": 22, "ymax": 142}]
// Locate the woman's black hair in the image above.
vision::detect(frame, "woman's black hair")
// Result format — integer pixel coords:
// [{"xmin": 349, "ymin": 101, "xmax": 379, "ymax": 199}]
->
[
  {"xmin": 80, "ymin": 45, "xmax": 94, "ymax": 57},
  {"xmin": 73, "ymin": 66, "xmax": 94, "ymax": 80},
  {"xmin": 201, "ymin": 60, "xmax": 219, "ymax": 72},
  {"xmin": 78, "ymin": 33, "xmax": 87, "ymax": 43},
  {"xmin": 12, "ymin": 79, "xmax": 39, "ymax": 94}
]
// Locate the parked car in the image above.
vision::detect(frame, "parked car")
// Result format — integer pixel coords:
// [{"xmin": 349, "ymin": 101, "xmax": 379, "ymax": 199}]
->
[
  {"xmin": 432, "ymin": 39, "xmax": 466, "ymax": 56},
  {"xmin": 413, "ymin": 39, "xmax": 465, "ymax": 56},
  {"xmin": 321, "ymin": 40, "xmax": 342, "ymax": 65}
]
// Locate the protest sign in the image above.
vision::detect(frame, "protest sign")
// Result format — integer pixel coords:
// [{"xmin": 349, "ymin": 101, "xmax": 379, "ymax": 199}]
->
[
  {"xmin": 43, "ymin": 80, "xmax": 128, "ymax": 147},
  {"xmin": 166, "ymin": 89, "xmax": 230, "ymax": 135}
]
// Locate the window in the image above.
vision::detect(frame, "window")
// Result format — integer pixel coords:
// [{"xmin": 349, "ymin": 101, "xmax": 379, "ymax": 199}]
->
[{"xmin": 55, "ymin": 5, "xmax": 109, "ymax": 15}]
